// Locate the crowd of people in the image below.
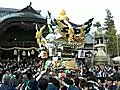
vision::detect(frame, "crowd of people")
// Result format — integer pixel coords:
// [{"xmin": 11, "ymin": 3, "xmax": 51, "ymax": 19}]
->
[{"xmin": 0, "ymin": 55, "xmax": 120, "ymax": 90}]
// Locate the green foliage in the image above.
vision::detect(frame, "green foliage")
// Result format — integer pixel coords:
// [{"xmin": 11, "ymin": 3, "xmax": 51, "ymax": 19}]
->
[
  {"xmin": 93, "ymin": 22, "xmax": 101, "ymax": 28},
  {"xmin": 104, "ymin": 9, "xmax": 115, "ymax": 29},
  {"xmin": 104, "ymin": 9, "xmax": 117, "ymax": 57}
]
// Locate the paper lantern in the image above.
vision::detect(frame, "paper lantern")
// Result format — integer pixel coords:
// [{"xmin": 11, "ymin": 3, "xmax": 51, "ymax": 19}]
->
[
  {"xmin": 22, "ymin": 51, "xmax": 26, "ymax": 56},
  {"xmin": 31, "ymin": 50, "xmax": 35, "ymax": 55},
  {"xmin": 28, "ymin": 51, "xmax": 30, "ymax": 56},
  {"xmin": 14, "ymin": 50, "xmax": 17, "ymax": 55}
]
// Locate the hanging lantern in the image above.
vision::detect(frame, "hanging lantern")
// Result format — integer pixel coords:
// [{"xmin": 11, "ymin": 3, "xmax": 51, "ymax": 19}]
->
[
  {"xmin": 22, "ymin": 50, "xmax": 26, "ymax": 56},
  {"xmin": 14, "ymin": 50, "xmax": 17, "ymax": 55},
  {"xmin": 18, "ymin": 55, "xmax": 20, "ymax": 62},
  {"xmin": 28, "ymin": 51, "xmax": 30, "ymax": 56},
  {"xmin": 31, "ymin": 50, "xmax": 35, "ymax": 55}
]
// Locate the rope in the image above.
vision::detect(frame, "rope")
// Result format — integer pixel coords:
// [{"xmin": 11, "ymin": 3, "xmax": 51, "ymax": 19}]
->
[{"xmin": 0, "ymin": 47, "xmax": 37, "ymax": 50}]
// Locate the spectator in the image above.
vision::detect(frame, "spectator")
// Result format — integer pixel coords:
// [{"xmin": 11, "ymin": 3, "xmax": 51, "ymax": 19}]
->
[
  {"xmin": 112, "ymin": 66, "xmax": 120, "ymax": 81},
  {"xmin": 39, "ymin": 78, "xmax": 48, "ymax": 90},
  {"xmin": 0, "ymin": 74, "xmax": 16, "ymax": 90}
]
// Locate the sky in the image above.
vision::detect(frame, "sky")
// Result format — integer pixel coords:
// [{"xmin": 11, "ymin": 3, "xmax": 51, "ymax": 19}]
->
[{"xmin": 0, "ymin": 0, "xmax": 120, "ymax": 33}]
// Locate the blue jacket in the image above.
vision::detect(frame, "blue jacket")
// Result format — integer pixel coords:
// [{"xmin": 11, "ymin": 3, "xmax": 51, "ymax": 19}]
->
[
  {"xmin": 68, "ymin": 85, "xmax": 80, "ymax": 90},
  {"xmin": 47, "ymin": 83, "xmax": 59, "ymax": 90},
  {"xmin": 0, "ymin": 84, "xmax": 16, "ymax": 90}
]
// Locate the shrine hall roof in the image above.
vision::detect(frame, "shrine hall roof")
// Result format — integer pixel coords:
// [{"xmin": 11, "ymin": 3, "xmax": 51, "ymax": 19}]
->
[{"xmin": 0, "ymin": 4, "xmax": 46, "ymax": 25}]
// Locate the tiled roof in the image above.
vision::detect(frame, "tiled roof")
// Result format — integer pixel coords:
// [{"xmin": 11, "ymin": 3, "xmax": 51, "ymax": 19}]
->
[
  {"xmin": 0, "ymin": 12, "xmax": 45, "ymax": 23},
  {"xmin": 0, "ymin": 7, "xmax": 18, "ymax": 12},
  {"xmin": 0, "ymin": 5, "xmax": 42, "ymax": 19},
  {"xmin": 0, "ymin": 5, "xmax": 46, "ymax": 24}
]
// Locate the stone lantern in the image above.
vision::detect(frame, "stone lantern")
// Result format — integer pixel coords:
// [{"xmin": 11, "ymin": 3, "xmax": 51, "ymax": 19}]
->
[{"xmin": 93, "ymin": 27, "xmax": 108, "ymax": 65}]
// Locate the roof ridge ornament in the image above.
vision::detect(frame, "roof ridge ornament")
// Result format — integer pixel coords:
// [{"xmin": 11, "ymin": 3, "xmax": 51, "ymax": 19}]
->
[{"xmin": 29, "ymin": 2, "xmax": 32, "ymax": 7}]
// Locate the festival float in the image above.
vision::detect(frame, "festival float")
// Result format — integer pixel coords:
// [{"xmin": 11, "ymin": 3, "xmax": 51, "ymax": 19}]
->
[{"xmin": 35, "ymin": 9, "xmax": 94, "ymax": 70}]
